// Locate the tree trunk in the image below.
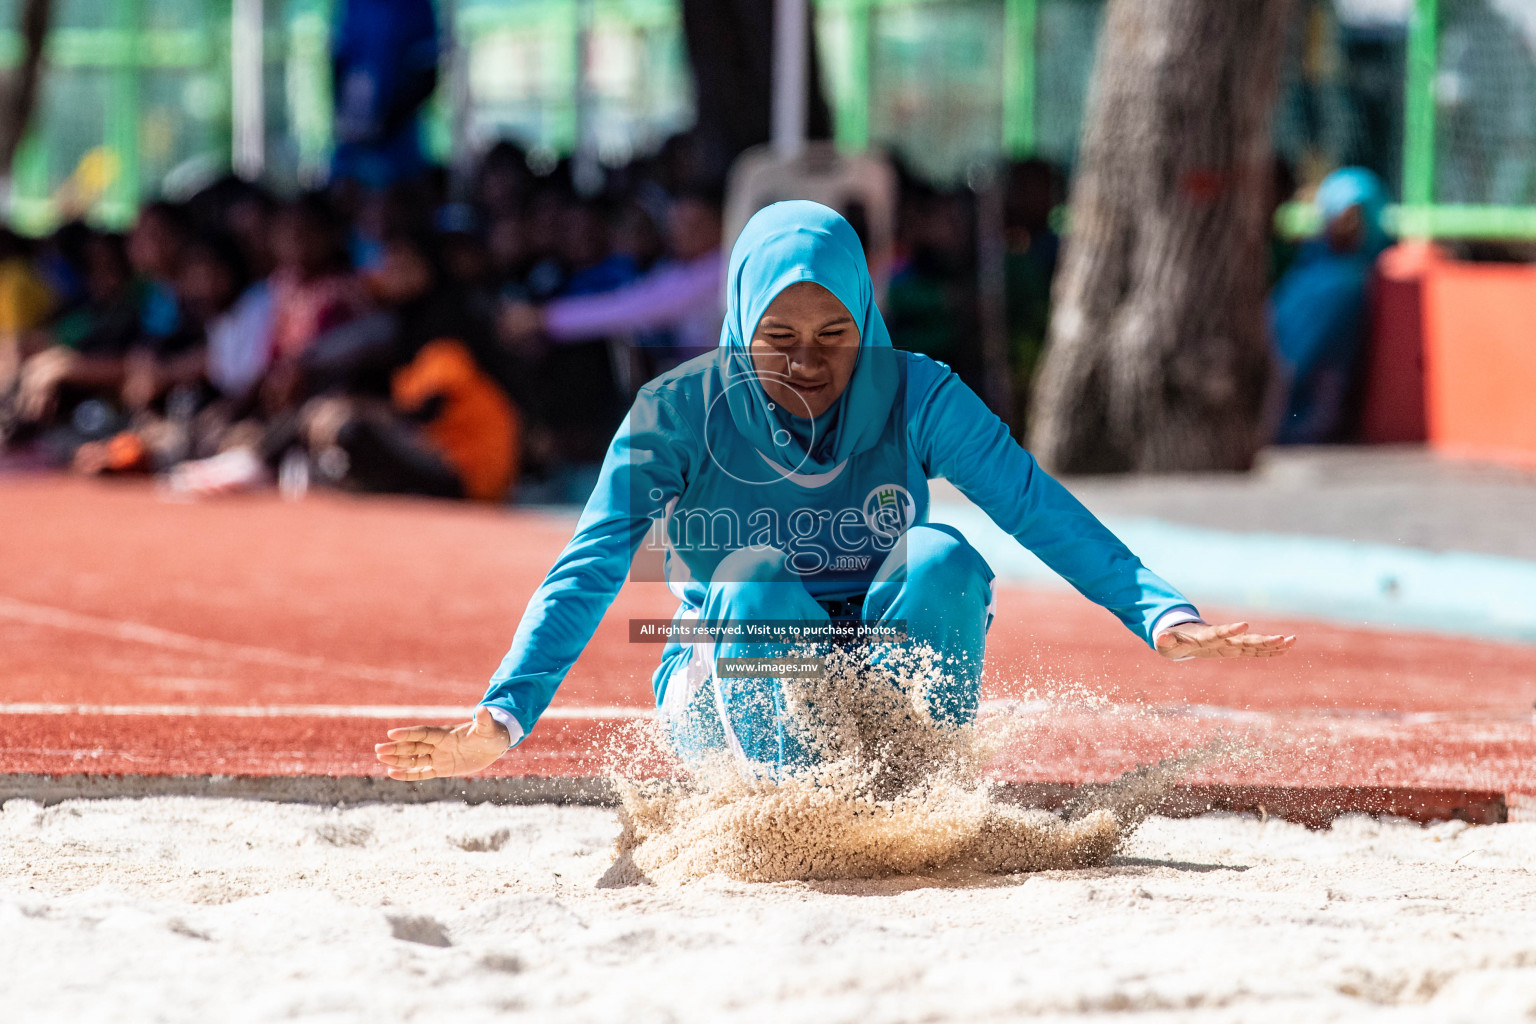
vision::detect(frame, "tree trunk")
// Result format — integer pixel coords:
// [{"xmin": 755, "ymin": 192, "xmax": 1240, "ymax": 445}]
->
[
  {"xmin": 0, "ymin": 0, "xmax": 51, "ymax": 172},
  {"xmin": 680, "ymin": 0, "xmax": 832, "ymax": 179},
  {"xmin": 1028, "ymin": 0, "xmax": 1293, "ymax": 474}
]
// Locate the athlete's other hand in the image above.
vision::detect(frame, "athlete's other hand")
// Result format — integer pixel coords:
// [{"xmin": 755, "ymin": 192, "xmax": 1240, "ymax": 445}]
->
[
  {"xmin": 1156, "ymin": 621, "xmax": 1296, "ymax": 660},
  {"xmin": 374, "ymin": 707, "xmax": 511, "ymax": 781}
]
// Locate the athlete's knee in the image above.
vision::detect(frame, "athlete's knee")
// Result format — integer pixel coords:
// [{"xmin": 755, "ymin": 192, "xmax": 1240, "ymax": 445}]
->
[{"xmin": 902, "ymin": 524, "xmax": 991, "ymax": 591}]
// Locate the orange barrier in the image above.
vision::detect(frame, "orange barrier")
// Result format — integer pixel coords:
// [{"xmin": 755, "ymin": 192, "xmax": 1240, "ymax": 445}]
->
[
  {"xmin": 1361, "ymin": 244, "xmax": 1536, "ymax": 466},
  {"xmin": 1423, "ymin": 254, "xmax": 1536, "ymax": 466}
]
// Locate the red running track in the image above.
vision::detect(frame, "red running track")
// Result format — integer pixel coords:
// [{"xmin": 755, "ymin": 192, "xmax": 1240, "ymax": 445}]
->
[{"xmin": 2, "ymin": 476, "xmax": 1533, "ymax": 808}]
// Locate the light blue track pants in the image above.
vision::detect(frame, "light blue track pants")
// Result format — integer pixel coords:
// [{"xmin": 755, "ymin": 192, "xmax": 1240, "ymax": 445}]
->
[{"xmin": 658, "ymin": 524, "xmax": 995, "ymax": 771}]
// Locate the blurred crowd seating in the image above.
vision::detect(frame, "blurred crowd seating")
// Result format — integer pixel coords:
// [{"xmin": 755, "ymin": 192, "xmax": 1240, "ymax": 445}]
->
[{"xmin": 0, "ymin": 135, "xmax": 1067, "ymax": 504}]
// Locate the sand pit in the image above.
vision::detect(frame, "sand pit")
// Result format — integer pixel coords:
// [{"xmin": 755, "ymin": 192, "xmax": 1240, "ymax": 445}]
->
[{"xmin": 4, "ymin": 796, "xmax": 1535, "ymax": 1023}]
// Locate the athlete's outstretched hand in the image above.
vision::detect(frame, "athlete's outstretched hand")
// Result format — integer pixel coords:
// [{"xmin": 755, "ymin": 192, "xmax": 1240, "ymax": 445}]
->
[
  {"xmin": 374, "ymin": 707, "xmax": 511, "ymax": 781},
  {"xmin": 1156, "ymin": 621, "xmax": 1296, "ymax": 660}
]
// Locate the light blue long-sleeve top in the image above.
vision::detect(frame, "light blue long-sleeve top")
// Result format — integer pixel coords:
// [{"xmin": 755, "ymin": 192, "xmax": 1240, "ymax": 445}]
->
[{"xmin": 481, "ymin": 202, "xmax": 1196, "ymax": 744}]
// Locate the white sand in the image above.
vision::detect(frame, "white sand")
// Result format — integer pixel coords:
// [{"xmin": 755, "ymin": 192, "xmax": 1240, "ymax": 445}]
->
[{"xmin": 4, "ymin": 797, "xmax": 1536, "ymax": 1023}]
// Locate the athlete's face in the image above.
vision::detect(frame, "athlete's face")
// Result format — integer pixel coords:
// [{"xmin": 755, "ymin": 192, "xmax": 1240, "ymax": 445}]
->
[{"xmin": 750, "ymin": 282, "xmax": 860, "ymax": 419}]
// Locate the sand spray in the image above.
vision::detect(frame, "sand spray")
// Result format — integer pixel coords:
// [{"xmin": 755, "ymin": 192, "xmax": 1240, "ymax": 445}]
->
[{"xmin": 597, "ymin": 644, "xmax": 1236, "ymax": 885}]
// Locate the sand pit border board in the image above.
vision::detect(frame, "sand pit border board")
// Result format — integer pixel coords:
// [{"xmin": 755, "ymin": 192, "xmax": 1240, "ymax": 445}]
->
[{"xmin": 0, "ymin": 772, "xmax": 1512, "ymax": 827}]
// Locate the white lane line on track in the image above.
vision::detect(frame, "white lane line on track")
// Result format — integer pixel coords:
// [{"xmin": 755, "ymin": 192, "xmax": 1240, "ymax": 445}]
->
[
  {"xmin": 2, "ymin": 702, "xmax": 1516, "ymax": 726},
  {"xmin": 0, "ymin": 594, "xmax": 453, "ymax": 688},
  {"xmin": 0, "ymin": 703, "xmax": 651, "ymax": 720},
  {"xmin": 3, "ymin": 692, "xmax": 1517, "ymax": 725}
]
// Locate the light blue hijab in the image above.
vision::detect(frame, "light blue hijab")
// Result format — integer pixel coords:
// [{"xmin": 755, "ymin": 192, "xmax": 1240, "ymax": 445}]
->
[
  {"xmin": 718, "ymin": 200, "xmax": 899, "ymax": 475},
  {"xmin": 1315, "ymin": 166, "xmax": 1390, "ymax": 257}
]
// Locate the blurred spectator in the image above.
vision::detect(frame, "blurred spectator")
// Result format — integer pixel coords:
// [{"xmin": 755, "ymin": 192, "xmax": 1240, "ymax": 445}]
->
[
  {"xmin": 34, "ymin": 232, "xmax": 139, "ymax": 369},
  {"xmin": 184, "ymin": 175, "xmax": 280, "ymax": 281},
  {"xmin": 434, "ymin": 203, "xmax": 495, "ymax": 305},
  {"xmin": 292, "ymin": 305, "xmax": 519, "ymax": 497},
  {"xmin": 32, "ymin": 220, "xmax": 92, "ymax": 310},
  {"xmin": 476, "ymin": 141, "xmax": 535, "ymax": 219},
  {"xmin": 0, "ymin": 229, "xmax": 56, "ymax": 404},
  {"xmin": 196, "ymin": 235, "xmax": 274, "ymax": 404},
  {"xmin": 885, "ymin": 183, "xmax": 978, "ymax": 382},
  {"xmin": 72, "ymin": 233, "xmax": 257, "ymax": 474},
  {"xmin": 500, "ymin": 189, "xmax": 725, "ymax": 367},
  {"xmin": 170, "ymin": 229, "xmax": 518, "ymax": 501},
  {"xmin": 302, "ymin": 228, "xmax": 495, "ymax": 399},
  {"xmin": 126, "ymin": 201, "xmax": 195, "ymax": 358},
  {"xmin": 490, "ymin": 189, "xmax": 722, "ymax": 481},
  {"xmin": 124, "ymin": 195, "xmax": 367, "ymax": 491},
  {"xmin": 0, "ymin": 229, "xmax": 55, "ymax": 341},
  {"xmin": 612, "ymin": 200, "xmax": 666, "ymax": 274},
  {"xmin": 517, "ymin": 186, "xmax": 579, "ymax": 302},
  {"xmin": 1268, "ymin": 167, "xmax": 1390, "ymax": 445},
  {"xmin": 263, "ymin": 195, "xmax": 369, "ymax": 406},
  {"xmin": 330, "ymin": 0, "xmax": 440, "ymax": 189},
  {"xmin": 7, "ymin": 202, "xmax": 202, "ymax": 455},
  {"xmin": 557, "ymin": 199, "xmax": 641, "ymax": 297},
  {"xmin": 349, "ymin": 181, "xmax": 431, "ymax": 272}
]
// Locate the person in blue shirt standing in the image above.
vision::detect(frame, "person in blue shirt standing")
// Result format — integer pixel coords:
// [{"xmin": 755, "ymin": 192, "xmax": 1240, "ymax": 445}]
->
[
  {"xmin": 1268, "ymin": 167, "xmax": 1391, "ymax": 445},
  {"xmin": 330, "ymin": 0, "xmax": 440, "ymax": 189},
  {"xmin": 376, "ymin": 202, "xmax": 1295, "ymax": 780}
]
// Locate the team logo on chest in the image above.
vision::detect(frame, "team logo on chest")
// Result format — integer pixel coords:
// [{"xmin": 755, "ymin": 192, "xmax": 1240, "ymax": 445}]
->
[{"xmin": 863, "ymin": 484, "xmax": 916, "ymax": 539}]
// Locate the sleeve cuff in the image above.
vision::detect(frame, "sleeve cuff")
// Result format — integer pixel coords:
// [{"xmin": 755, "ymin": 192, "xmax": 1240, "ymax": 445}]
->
[
  {"xmin": 1151, "ymin": 606, "xmax": 1204, "ymax": 660},
  {"xmin": 480, "ymin": 705, "xmax": 525, "ymax": 749}
]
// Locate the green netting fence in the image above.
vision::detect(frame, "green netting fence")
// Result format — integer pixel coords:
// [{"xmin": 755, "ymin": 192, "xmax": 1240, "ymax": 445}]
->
[{"xmin": 1, "ymin": 0, "xmax": 1531, "ymax": 238}]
